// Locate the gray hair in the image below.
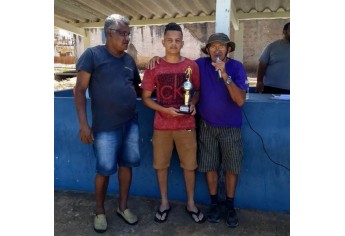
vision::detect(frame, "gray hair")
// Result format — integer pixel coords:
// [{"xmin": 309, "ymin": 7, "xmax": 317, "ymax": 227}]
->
[{"xmin": 104, "ymin": 14, "xmax": 130, "ymax": 36}]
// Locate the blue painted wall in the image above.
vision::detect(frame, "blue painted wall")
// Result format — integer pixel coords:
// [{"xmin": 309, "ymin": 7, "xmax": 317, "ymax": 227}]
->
[{"xmin": 54, "ymin": 90, "xmax": 290, "ymax": 212}]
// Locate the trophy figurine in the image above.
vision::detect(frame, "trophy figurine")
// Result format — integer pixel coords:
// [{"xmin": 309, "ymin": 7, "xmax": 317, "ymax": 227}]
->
[{"xmin": 179, "ymin": 66, "xmax": 193, "ymax": 114}]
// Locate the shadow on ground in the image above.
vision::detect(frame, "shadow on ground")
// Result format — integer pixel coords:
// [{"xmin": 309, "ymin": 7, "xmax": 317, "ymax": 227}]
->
[{"xmin": 55, "ymin": 190, "xmax": 290, "ymax": 236}]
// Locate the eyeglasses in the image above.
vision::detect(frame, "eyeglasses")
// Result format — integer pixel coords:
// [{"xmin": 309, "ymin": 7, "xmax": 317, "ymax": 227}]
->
[
  {"xmin": 208, "ymin": 45, "xmax": 227, "ymax": 51},
  {"xmin": 109, "ymin": 29, "xmax": 131, "ymax": 37}
]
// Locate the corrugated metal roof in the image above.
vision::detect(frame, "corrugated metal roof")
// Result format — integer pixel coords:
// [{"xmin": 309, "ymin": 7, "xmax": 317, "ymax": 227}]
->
[{"xmin": 55, "ymin": 0, "xmax": 289, "ymax": 33}]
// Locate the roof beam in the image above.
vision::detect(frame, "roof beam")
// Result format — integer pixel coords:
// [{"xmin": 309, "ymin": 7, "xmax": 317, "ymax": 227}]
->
[
  {"xmin": 54, "ymin": 17, "xmax": 86, "ymax": 36},
  {"xmin": 131, "ymin": 15, "xmax": 215, "ymax": 26},
  {"xmin": 237, "ymin": 11, "xmax": 290, "ymax": 20},
  {"xmin": 76, "ymin": 15, "xmax": 216, "ymax": 28}
]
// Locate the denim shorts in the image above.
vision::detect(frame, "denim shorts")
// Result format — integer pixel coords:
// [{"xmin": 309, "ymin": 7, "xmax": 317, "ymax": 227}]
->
[{"xmin": 92, "ymin": 117, "xmax": 141, "ymax": 176}]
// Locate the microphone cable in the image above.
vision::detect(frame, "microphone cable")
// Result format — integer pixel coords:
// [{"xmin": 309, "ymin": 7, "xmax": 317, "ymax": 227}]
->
[{"xmin": 242, "ymin": 108, "xmax": 290, "ymax": 171}]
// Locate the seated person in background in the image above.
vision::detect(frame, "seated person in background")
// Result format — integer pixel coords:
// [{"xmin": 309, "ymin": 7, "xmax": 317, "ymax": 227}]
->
[{"xmin": 256, "ymin": 22, "xmax": 290, "ymax": 94}]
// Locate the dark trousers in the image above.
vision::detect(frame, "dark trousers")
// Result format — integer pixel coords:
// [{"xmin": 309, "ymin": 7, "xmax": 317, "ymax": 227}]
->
[{"xmin": 263, "ymin": 86, "xmax": 290, "ymax": 94}]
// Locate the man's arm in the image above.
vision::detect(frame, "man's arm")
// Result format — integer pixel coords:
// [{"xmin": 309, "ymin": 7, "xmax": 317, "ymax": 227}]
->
[
  {"xmin": 256, "ymin": 62, "xmax": 267, "ymax": 93},
  {"xmin": 74, "ymin": 70, "xmax": 93, "ymax": 144},
  {"xmin": 222, "ymin": 72, "xmax": 246, "ymax": 107},
  {"xmin": 189, "ymin": 90, "xmax": 199, "ymax": 115},
  {"xmin": 134, "ymin": 82, "xmax": 142, "ymax": 98},
  {"xmin": 213, "ymin": 59, "xmax": 246, "ymax": 107}
]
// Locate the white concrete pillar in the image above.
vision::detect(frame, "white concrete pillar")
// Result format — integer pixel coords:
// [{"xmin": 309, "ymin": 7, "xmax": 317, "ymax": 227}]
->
[{"xmin": 215, "ymin": 0, "xmax": 231, "ymax": 35}]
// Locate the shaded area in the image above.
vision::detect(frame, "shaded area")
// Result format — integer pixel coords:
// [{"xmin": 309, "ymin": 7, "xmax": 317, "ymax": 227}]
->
[
  {"xmin": 54, "ymin": 70, "xmax": 77, "ymax": 80},
  {"xmin": 55, "ymin": 190, "xmax": 290, "ymax": 236}
]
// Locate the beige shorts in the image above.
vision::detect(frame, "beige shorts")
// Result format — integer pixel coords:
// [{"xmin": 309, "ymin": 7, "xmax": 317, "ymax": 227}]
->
[{"xmin": 152, "ymin": 129, "xmax": 197, "ymax": 170}]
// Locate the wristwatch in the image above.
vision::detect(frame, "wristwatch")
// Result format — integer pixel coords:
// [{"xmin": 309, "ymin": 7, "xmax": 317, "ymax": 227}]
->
[{"xmin": 225, "ymin": 76, "xmax": 233, "ymax": 85}]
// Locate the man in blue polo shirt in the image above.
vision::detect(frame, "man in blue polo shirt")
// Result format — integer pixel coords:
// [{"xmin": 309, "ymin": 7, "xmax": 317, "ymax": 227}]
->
[{"xmin": 74, "ymin": 14, "xmax": 141, "ymax": 233}]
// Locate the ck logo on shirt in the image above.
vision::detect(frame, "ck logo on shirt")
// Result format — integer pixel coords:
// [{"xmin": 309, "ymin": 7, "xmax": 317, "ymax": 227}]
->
[{"xmin": 157, "ymin": 73, "xmax": 185, "ymax": 105}]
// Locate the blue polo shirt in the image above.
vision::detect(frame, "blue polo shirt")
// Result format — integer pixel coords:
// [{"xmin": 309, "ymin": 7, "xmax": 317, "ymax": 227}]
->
[{"xmin": 77, "ymin": 45, "xmax": 141, "ymax": 132}]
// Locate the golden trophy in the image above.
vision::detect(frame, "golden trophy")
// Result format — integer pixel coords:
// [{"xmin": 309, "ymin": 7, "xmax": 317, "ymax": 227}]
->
[{"xmin": 179, "ymin": 66, "xmax": 193, "ymax": 114}]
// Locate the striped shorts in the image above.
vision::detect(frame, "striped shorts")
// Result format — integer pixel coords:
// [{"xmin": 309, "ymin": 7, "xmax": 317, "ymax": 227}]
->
[{"xmin": 197, "ymin": 118, "xmax": 243, "ymax": 174}]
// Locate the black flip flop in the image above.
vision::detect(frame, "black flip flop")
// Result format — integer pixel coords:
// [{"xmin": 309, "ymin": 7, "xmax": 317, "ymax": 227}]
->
[
  {"xmin": 154, "ymin": 207, "xmax": 172, "ymax": 223},
  {"xmin": 185, "ymin": 206, "xmax": 206, "ymax": 224}
]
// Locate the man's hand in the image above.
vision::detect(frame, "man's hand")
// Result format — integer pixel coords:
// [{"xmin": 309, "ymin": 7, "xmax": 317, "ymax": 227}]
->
[
  {"xmin": 256, "ymin": 81, "xmax": 264, "ymax": 93},
  {"xmin": 145, "ymin": 56, "xmax": 161, "ymax": 70},
  {"xmin": 189, "ymin": 104, "xmax": 197, "ymax": 116},
  {"xmin": 165, "ymin": 107, "xmax": 185, "ymax": 117},
  {"xmin": 79, "ymin": 126, "xmax": 94, "ymax": 144},
  {"xmin": 211, "ymin": 59, "xmax": 226, "ymax": 77}
]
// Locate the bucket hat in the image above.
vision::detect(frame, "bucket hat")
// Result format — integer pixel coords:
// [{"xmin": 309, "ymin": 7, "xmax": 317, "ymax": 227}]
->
[{"xmin": 201, "ymin": 33, "xmax": 236, "ymax": 54}]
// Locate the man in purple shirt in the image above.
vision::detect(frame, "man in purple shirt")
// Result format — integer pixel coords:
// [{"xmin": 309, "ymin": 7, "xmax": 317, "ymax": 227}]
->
[{"xmin": 196, "ymin": 33, "xmax": 247, "ymax": 228}]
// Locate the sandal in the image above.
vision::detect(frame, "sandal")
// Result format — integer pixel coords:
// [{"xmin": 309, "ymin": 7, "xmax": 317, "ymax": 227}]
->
[
  {"xmin": 185, "ymin": 206, "xmax": 206, "ymax": 224},
  {"xmin": 116, "ymin": 208, "xmax": 138, "ymax": 225},
  {"xmin": 94, "ymin": 214, "xmax": 107, "ymax": 233},
  {"xmin": 154, "ymin": 206, "xmax": 171, "ymax": 223}
]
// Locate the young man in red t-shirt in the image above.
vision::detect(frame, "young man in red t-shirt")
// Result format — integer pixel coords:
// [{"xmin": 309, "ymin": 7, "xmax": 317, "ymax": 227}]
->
[{"xmin": 141, "ymin": 22, "xmax": 205, "ymax": 224}]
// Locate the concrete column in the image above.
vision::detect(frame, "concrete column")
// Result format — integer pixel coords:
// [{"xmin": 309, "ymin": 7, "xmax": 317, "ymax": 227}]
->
[{"xmin": 215, "ymin": 0, "xmax": 231, "ymax": 35}]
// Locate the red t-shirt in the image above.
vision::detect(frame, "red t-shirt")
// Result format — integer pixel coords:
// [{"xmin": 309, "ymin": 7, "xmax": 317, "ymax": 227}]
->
[{"xmin": 141, "ymin": 58, "xmax": 200, "ymax": 130}]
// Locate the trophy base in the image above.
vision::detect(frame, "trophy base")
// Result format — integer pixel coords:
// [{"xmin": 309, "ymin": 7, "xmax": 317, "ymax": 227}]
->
[
  {"xmin": 177, "ymin": 110, "xmax": 192, "ymax": 114},
  {"xmin": 178, "ymin": 106, "xmax": 192, "ymax": 114}
]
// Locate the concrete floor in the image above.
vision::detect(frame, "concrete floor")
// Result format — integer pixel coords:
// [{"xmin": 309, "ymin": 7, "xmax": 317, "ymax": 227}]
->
[{"xmin": 55, "ymin": 190, "xmax": 290, "ymax": 236}]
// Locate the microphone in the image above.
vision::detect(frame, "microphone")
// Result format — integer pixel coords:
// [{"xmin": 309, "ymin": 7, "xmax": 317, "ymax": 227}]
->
[{"xmin": 215, "ymin": 56, "xmax": 222, "ymax": 79}]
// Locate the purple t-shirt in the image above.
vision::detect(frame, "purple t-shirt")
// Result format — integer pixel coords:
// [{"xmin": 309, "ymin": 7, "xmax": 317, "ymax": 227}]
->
[{"xmin": 195, "ymin": 57, "xmax": 247, "ymax": 127}]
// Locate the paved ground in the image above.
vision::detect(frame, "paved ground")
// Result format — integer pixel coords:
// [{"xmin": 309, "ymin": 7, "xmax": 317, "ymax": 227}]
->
[{"xmin": 55, "ymin": 190, "xmax": 290, "ymax": 236}]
